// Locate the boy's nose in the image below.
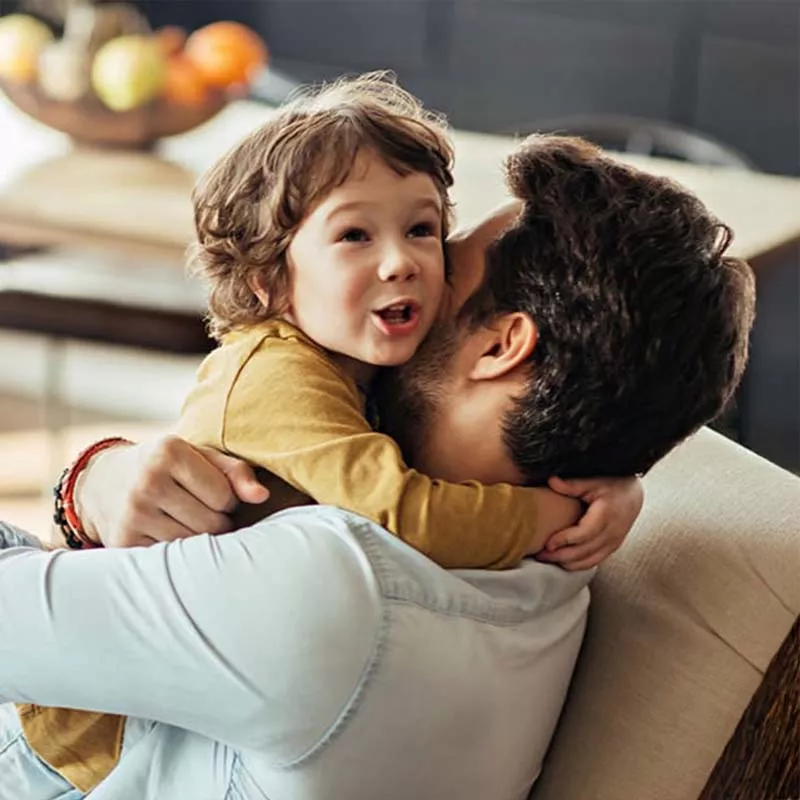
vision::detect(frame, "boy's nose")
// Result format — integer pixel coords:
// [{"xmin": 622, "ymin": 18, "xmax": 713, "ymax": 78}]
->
[{"xmin": 378, "ymin": 247, "xmax": 419, "ymax": 282}]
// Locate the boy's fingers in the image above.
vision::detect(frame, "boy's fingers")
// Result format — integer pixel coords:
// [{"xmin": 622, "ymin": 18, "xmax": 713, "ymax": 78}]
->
[
  {"xmin": 538, "ymin": 538, "xmax": 607, "ymax": 566},
  {"xmin": 547, "ymin": 475, "xmax": 602, "ymax": 499},
  {"xmin": 545, "ymin": 502, "xmax": 608, "ymax": 551},
  {"xmin": 547, "ymin": 476, "xmax": 580, "ymax": 496},
  {"xmin": 560, "ymin": 546, "xmax": 617, "ymax": 572},
  {"xmin": 544, "ymin": 523, "xmax": 592, "ymax": 552}
]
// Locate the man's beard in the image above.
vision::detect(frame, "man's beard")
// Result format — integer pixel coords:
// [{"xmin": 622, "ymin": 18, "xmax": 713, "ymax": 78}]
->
[{"xmin": 374, "ymin": 319, "xmax": 461, "ymax": 468}]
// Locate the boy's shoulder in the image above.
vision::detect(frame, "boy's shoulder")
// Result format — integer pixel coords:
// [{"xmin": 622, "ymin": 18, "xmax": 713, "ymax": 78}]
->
[
  {"xmin": 205, "ymin": 319, "xmax": 357, "ymax": 395},
  {"xmin": 212, "ymin": 319, "xmax": 332, "ymax": 369},
  {"xmin": 221, "ymin": 319, "xmax": 317, "ymax": 350}
]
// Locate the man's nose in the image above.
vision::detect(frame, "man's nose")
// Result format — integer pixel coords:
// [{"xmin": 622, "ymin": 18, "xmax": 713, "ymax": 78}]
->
[{"xmin": 378, "ymin": 243, "xmax": 420, "ymax": 282}]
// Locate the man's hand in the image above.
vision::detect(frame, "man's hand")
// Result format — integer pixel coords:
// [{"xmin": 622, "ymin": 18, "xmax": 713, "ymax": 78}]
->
[
  {"xmin": 77, "ymin": 436, "xmax": 269, "ymax": 548},
  {"xmin": 536, "ymin": 476, "xmax": 644, "ymax": 571}
]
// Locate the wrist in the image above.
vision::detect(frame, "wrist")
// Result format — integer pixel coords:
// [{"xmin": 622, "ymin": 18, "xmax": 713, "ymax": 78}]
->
[
  {"xmin": 54, "ymin": 437, "xmax": 133, "ymax": 548},
  {"xmin": 74, "ymin": 446, "xmax": 120, "ymax": 545}
]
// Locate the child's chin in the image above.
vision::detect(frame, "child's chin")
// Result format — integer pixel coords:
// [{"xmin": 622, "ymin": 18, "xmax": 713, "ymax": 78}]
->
[{"xmin": 376, "ymin": 351, "xmax": 415, "ymax": 368}]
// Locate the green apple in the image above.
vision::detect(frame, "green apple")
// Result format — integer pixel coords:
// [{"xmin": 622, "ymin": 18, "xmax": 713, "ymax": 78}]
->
[
  {"xmin": 91, "ymin": 34, "xmax": 166, "ymax": 111},
  {"xmin": 0, "ymin": 13, "xmax": 54, "ymax": 83}
]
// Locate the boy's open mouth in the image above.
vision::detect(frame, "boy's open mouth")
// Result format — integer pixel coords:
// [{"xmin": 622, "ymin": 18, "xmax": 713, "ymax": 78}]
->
[
  {"xmin": 375, "ymin": 302, "xmax": 416, "ymax": 324},
  {"xmin": 371, "ymin": 300, "xmax": 422, "ymax": 335}
]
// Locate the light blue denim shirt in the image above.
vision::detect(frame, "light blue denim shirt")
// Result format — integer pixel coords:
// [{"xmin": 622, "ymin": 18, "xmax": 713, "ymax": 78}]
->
[{"xmin": 0, "ymin": 508, "xmax": 592, "ymax": 800}]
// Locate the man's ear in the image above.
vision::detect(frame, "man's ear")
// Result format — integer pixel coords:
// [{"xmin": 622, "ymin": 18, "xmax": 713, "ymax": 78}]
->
[
  {"xmin": 247, "ymin": 273, "xmax": 271, "ymax": 308},
  {"xmin": 468, "ymin": 312, "xmax": 538, "ymax": 381}
]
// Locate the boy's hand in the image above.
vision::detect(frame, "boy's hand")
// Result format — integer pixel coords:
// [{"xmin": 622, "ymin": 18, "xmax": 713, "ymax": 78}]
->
[{"xmin": 536, "ymin": 476, "xmax": 644, "ymax": 571}]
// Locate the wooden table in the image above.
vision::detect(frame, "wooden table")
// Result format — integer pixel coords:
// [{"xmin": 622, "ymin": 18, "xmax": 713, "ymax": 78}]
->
[{"xmin": 1, "ymin": 95, "xmax": 798, "ymax": 468}]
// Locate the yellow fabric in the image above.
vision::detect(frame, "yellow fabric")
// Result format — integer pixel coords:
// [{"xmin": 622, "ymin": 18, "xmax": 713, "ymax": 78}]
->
[
  {"xmin": 21, "ymin": 318, "xmax": 542, "ymax": 791},
  {"xmin": 179, "ymin": 319, "xmax": 539, "ymax": 569},
  {"xmin": 17, "ymin": 705, "xmax": 124, "ymax": 793}
]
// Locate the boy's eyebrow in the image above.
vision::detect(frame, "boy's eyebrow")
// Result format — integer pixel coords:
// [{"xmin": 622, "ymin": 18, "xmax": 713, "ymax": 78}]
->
[
  {"xmin": 324, "ymin": 196, "xmax": 442, "ymax": 223},
  {"xmin": 412, "ymin": 197, "xmax": 444, "ymax": 214}
]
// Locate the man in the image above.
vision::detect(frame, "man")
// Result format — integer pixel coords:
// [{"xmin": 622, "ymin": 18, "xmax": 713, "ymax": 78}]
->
[{"xmin": 0, "ymin": 136, "xmax": 754, "ymax": 800}]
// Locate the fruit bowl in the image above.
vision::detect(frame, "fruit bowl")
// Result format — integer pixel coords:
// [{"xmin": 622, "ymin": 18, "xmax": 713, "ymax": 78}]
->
[
  {"xmin": 0, "ymin": 75, "xmax": 229, "ymax": 150},
  {"xmin": 0, "ymin": 7, "xmax": 267, "ymax": 152}
]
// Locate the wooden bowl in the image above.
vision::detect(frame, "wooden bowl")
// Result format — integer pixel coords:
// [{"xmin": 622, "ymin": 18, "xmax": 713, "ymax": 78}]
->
[{"xmin": 0, "ymin": 77, "xmax": 228, "ymax": 150}]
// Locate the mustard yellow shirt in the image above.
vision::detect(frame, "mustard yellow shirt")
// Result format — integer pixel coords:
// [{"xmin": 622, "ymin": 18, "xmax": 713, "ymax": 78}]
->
[
  {"xmin": 178, "ymin": 319, "xmax": 540, "ymax": 569},
  {"xmin": 20, "ymin": 318, "xmax": 543, "ymax": 791}
]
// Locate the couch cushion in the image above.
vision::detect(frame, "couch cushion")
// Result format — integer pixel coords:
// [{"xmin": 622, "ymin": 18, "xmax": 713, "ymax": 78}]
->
[{"xmin": 531, "ymin": 427, "xmax": 800, "ymax": 800}]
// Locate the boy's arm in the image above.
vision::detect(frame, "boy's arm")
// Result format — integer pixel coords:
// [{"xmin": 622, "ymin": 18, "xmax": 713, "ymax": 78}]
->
[
  {"xmin": 537, "ymin": 475, "xmax": 644, "ymax": 571},
  {"xmin": 184, "ymin": 337, "xmax": 579, "ymax": 569}
]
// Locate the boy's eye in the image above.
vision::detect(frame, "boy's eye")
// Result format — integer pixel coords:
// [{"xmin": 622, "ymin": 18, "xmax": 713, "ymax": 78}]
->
[
  {"xmin": 408, "ymin": 222, "xmax": 437, "ymax": 238},
  {"xmin": 339, "ymin": 228, "xmax": 369, "ymax": 243}
]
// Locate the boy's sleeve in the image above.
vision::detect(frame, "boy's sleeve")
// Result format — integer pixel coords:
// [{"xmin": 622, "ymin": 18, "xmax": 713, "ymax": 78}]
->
[{"xmin": 180, "ymin": 335, "xmax": 540, "ymax": 569}]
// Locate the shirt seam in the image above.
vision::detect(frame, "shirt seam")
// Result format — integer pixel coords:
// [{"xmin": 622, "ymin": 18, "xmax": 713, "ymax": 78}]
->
[
  {"xmin": 218, "ymin": 331, "xmax": 270, "ymax": 455},
  {"xmin": 273, "ymin": 515, "xmax": 392, "ymax": 769}
]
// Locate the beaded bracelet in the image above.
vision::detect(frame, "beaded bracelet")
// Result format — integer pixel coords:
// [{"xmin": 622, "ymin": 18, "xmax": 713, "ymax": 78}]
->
[{"xmin": 53, "ymin": 436, "xmax": 133, "ymax": 549}]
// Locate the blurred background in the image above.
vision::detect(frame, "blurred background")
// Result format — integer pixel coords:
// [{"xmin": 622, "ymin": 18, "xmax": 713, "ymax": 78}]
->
[
  {"xmin": 0, "ymin": 0, "xmax": 797, "ymax": 533},
  {"xmin": 2, "ymin": 0, "xmax": 793, "ymax": 173}
]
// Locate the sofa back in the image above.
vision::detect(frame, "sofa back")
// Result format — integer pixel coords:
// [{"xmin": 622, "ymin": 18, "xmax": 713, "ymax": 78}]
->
[{"xmin": 531, "ymin": 427, "xmax": 800, "ymax": 799}]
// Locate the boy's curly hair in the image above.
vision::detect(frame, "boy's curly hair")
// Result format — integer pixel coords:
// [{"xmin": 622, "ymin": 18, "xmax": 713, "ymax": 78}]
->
[
  {"xmin": 461, "ymin": 135, "xmax": 756, "ymax": 481},
  {"xmin": 190, "ymin": 71, "xmax": 454, "ymax": 340}
]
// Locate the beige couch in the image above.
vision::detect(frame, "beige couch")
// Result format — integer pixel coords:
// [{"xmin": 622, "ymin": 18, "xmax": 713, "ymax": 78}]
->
[{"xmin": 532, "ymin": 427, "xmax": 800, "ymax": 800}]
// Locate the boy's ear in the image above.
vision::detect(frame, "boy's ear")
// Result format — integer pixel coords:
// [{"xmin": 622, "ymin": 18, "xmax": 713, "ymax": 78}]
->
[
  {"xmin": 468, "ymin": 312, "xmax": 538, "ymax": 381},
  {"xmin": 247, "ymin": 273, "xmax": 271, "ymax": 308}
]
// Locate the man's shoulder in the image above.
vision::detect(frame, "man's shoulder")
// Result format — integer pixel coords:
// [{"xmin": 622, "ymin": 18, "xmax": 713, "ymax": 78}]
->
[
  {"xmin": 233, "ymin": 506, "xmax": 386, "ymax": 614},
  {"xmin": 241, "ymin": 506, "xmax": 593, "ymax": 625},
  {"xmin": 230, "ymin": 506, "xmax": 450, "ymax": 624}
]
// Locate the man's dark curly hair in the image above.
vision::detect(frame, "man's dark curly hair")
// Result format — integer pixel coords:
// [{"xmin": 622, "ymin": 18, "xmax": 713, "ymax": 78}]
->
[{"xmin": 461, "ymin": 135, "xmax": 756, "ymax": 483}]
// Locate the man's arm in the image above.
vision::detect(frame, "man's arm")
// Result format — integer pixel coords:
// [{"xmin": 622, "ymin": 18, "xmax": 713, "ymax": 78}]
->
[{"xmin": 0, "ymin": 510, "xmax": 382, "ymax": 763}]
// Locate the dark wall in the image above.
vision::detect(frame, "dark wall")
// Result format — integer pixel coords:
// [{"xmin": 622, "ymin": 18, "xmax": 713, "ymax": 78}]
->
[
  {"xmin": 5, "ymin": 0, "xmax": 798, "ymax": 175},
  {"xmin": 139, "ymin": 0, "xmax": 799, "ymax": 176}
]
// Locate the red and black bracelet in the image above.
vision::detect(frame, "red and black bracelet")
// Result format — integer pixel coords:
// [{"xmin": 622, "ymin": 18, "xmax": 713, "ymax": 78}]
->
[{"xmin": 53, "ymin": 436, "xmax": 133, "ymax": 549}]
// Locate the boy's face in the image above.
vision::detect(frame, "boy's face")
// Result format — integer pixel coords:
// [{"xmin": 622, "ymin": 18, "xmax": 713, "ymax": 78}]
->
[{"xmin": 284, "ymin": 149, "xmax": 445, "ymax": 375}]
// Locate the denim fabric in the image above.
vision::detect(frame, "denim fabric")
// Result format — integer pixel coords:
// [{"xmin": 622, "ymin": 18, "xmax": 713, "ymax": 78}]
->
[
  {"xmin": 0, "ymin": 521, "xmax": 44, "ymax": 551},
  {"xmin": 0, "ymin": 691, "xmax": 83, "ymax": 799},
  {"xmin": 0, "ymin": 523, "xmax": 81, "ymax": 799},
  {"xmin": 0, "ymin": 509, "xmax": 592, "ymax": 800}
]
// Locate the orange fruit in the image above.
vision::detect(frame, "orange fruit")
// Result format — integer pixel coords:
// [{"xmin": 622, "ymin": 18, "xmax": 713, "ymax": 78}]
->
[
  {"xmin": 154, "ymin": 26, "xmax": 187, "ymax": 58},
  {"xmin": 184, "ymin": 21, "xmax": 267, "ymax": 89},
  {"xmin": 162, "ymin": 54, "xmax": 208, "ymax": 106}
]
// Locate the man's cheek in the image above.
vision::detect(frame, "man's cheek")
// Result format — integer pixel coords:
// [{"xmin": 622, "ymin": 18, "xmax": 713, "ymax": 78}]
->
[{"xmin": 435, "ymin": 283, "xmax": 455, "ymax": 321}]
